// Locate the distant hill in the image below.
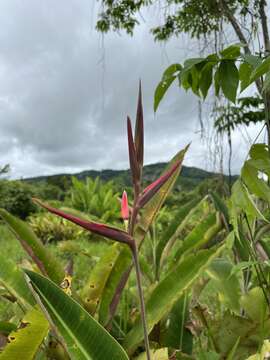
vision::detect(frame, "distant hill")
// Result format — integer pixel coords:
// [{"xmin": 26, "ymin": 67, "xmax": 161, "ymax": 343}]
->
[{"xmin": 24, "ymin": 163, "xmax": 238, "ymax": 191}]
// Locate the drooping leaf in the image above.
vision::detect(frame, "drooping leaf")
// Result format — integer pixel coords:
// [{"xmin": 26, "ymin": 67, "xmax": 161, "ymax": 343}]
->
[
  {"xmin": 0, "ymin": 253, "xmax": 34, "ymax": 307},
  {"xmin": 154, "ymin": 76, "xmax": 177, "ymax": 112},
  {"xmin": 25, "ymin": 270, "xmax": 129, "ymax": 360},
  {"xmin": 0, "ymin": 308, "xmax": 49, "ymax": 360},
  {"xmin": 123, "ymin": 245, "xmax": 225, "ymax": 353},
  {"xmin": 199, "ymin": 63, "xmax": 213, "ymax": 98},
  {"xmin": 218, "ymin": 60, "xmax": 239, "ymax": 103},
  {"xmin": 239, "ymin": 62, "xmax": 253, "ymax": 92},
  {"xmin": 32, "ymin": 199, "xmax": 133, "ymax": 246},
  {"xmin": 0, "ymin": 209, "xmax": 64, "ymax": 284}
]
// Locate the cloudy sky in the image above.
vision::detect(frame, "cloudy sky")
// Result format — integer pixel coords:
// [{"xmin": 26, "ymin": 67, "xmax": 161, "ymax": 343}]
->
[{"xmin": 0, "ymin": 1, "xmax": 264, "ymax": 179}]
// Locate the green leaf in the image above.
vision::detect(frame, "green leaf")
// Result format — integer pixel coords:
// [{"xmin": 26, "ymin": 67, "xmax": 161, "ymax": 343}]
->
[
  {"xmin": 218, "ymin": 60, "xmax": 239, "ymax": 102},
  {"xmin": 239, "ymin": 62, "xmax": 253, "ymax": 92},
  {"xmin": 263, "ymin": 71, "xmax": 270, "ymax": 92},
  {"xmin": 171, "ymin": 213, "xmax": 222, "ymax": 264},
  {"xmin": 0, "ymin": 322, "xmax": 17, "ymax": 336},
  {"xmin": 0, "ymin": 209, "xmax": 64, "ymax": 284},
  {"xmin": 81, "ymin": 243, "xmax": 122, "ymax": 314},
  {"xmin": 199, "ymin": 63, "xmax": 213, "ymax": 98},
  {"xmin": 240, "ymin": 287, "xmax": 268, "ymax": 322},
  {"xmin": 206, "ymin": 258, "xmax": 241, "ymax": 313},
  {"xmin": 134, "ymin": 348, "xmax": 168, "ymax": 360},
  {"xmin": 154, "ymin": 64, "xmax": 182, "ymax": 112},
  {"xmin": 242, "ymin": 54, "xmax": 262, "ymax": 68},
  {"xmin": 98, "ymin": 247, "xmax": 131, "ymax": 325},
  {"xmin": 241, "ymin": 161, "xmax": 270, "ymax": 203},
  {"xmin": 214, "ymin": 69, "xmax": 220, "ymax": 96},
  {"xmin": 0, "ymin": 308, "xmax": 49, "ymax": 360},
  {"xmin": 250, "ymin": 56, "xmax": 270, "ymax": 83},
  {"xmin": 183, "ymin": 58, "xmax": 205, "ymax": 70},
  {"xmin": 246, "ymin": 340, "xmax": 270, "ymax": 360},
  {"xmin": 160, "ymin": 293, "xmax": 193, "ymax": 354},
  {"xmin": 155, "ymin": 197, "xmax": 201, "ymax": 273},
  {"xmin": 123, "ymin": 245, "xmax": 225, "ymax": 353},
  {"xmin": 220, "ymin": 44, "xmax": 242, "ymax": 59},
  {"xmin": 25, "ymin": 270, "xmax": 129, "ymax": 360},
  {"xmin": 0, "ymin": 253, "xmax": 34, "ymax": 307}
]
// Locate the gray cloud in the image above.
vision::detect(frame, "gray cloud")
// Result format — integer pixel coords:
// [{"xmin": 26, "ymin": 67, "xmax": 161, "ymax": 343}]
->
[{"xmin": 0, "ymin": 0, "xmax": 262, "ymax": 179}]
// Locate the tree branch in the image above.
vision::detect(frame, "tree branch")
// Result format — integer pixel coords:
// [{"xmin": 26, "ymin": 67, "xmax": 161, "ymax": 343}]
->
[{"xmin": 259, "ymin": 0, "xmax": 270, "ymax": 53}]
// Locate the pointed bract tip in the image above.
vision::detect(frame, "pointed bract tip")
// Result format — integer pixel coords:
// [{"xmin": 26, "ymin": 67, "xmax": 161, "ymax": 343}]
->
[{"xmin": 121, "ymin": 190, "xmax": 129, "ymax": 220}]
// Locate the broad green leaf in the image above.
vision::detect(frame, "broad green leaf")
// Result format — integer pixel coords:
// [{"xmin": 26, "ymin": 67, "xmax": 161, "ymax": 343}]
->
[
  {"xmin": 220, "ymin": 44, "xmax": 242, "ymax": 59},
  {"xmin": 214, "ymin": 68, "xmax": 220, "ymax": 96},
  {"xmin": 160, "ymin": 293, "xmax": 193, "ymax": 354},
  {"xmin": 123, "ymin": 245, "xmax": 225, "ymax": 353},
  {"xmin": 250, "ymin": 56, "xmax": 270, "ymax": 83},
  {"xmin": 183, "ymin": 58, "xmax": 205, "ymax": 70},
  {"xmin": 218, "ymin": 60, "xmax": 239, "ymax": 102},
  {"xmin": 242, "ymin": 54, "xmax": 262, "ymax": 68},
  {"xmin": 171, "ymin": 213, "xmax": 222, "ymax": 264},
  {"xmin": 206, "ymin": 258, "xmax": 241, "ymax": 313},
  {"xmin": 209, "ymin": 192, "xmax": 230, "ymax": 226},
  {"xmin": 0, "ymin": 253, "xmax": 34, "ymax": 307},
  {"xmin": 197, "ymin": 351, "xmax": 219, "ymax": 360},
  {"xmin": 231, "ymin": 179, "xmax": 267, "ymax": 221},
  {"xmin": 155, "ymin": 197, "xmax": 200, "ymax": 272},
  {"xmin": 0, "ymin": 308, "xmax": 48, "ymax": 360},
  {"xmin": 211, "ymin": 312, "xmax": 259, "ymax": 358},
  {"xmin": 154, "ymin": 65, "xmax": 180, "ymax": 112},
  {"xmin": 98, "ymin": 246, "xmax": 131, "ymax": 325},
  {"xmin": 241, "ymin": 161, "xmax": 270, "ymax": 203},
  {"xmin": 199, "ymin": 63, "xmax": 213, "ymax": 98},
  {"xmin": 81, "ymin": 243, "xmax": 122, "ymax": 314},
  {"xmin": 162, "ymin": 63, "xmax": 182, "ymax": 79},
  {"xmin": 25, "ymin": 270, "xmax": 129, "ymax": 360},
  {"xmin": 240, "ymin": 287, "xmax": 268, "ymax": 323},
  {"xmin": 239, "ymin": 62, "xmax": 253, "ymax": 92},
  {"xmin": 0, "ymin": 209, "xmax": 64, "ymax": 284}
]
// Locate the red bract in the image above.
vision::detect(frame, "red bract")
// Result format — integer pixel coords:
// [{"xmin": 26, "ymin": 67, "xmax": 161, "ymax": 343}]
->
[
  {"xmin": 121, "ymin": 190, "xmax": 129, "ymax": 220},
  {"xmin": 32, "ymin": 198, "xmax": 133, "ymax": 246},
  {"xmin": 138, "ymin": 159, "xmax": 182, "ymax": 208},
  {"xmin": 135, "ymin": 81, "xmax": 144, "ymax": 171},
  {"xmin": 127, "ymin": 116, "xmax": 140, "ymax": 187}
]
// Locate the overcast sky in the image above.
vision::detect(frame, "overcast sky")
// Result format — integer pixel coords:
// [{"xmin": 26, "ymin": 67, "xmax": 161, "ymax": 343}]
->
[{"xmin": 0, "ymin": 0, "xmax": 264, "ymax": 179}]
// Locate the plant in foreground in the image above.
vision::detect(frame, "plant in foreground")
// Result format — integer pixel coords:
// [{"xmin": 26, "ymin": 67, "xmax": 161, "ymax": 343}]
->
[{"xmin": 32, "ymin": 83, "xmax": 185, "ymax": 360}]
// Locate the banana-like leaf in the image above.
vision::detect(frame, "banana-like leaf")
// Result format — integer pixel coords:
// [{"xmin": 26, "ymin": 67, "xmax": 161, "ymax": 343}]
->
[
  {"xmin": 81, "ymin": 243, "xmax": 122, "ymax": 314},
  {"xmin": 98, "ymin": 247, "xmax": 131, "ymax": 325},
  {"xmin": 155, "ymin": 197, "xmax": 200, "ymax": 272},
  {"xmin": 123, "ymin": 244, "xmax": 225, "ymax": 353},
  {"xmin": 0, "ymin": 209, "xmax": 64, "ymax": 284},
  {"xmin": 25, "ymin": 270, "xmax": 129, "ymax": 360},
  {"xmin": 170, "ymin": 213, "xmax": 222, "ymax": 265},
  {"xmin": 0, "ymin": 253, "xmax": 34, "ymax": 307},
  {"xmin": 0, "ymin": 308, "xmax": 49, "ymax": 360},
  {"xmin": 160, "ymin": 293, "xmax": 193, "ymax": 354}
]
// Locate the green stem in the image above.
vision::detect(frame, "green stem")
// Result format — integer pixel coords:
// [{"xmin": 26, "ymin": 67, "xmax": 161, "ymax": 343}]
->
[{"xmin": 131, "ymin": 242, "xmax": 151, "ymax": 360}]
